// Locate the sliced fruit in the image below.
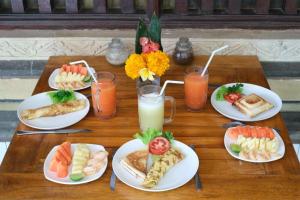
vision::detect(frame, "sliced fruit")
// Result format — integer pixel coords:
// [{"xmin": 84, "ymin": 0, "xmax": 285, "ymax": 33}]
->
[
  {"xmin": 149, "ymin": 137, "xmax": 170, "ymax": 155},
  {"xmin": 49, "ymin": 158, "xmax": 59, "ymax": 172},
  {"xmin": 79, "ymin": 67, "xmax": 88, "ymax": 76},
  {"xmin": 230, "ymin": 144, "xmax": 241, "ymax": 154},
  {"xmin": 83, "ymin": 75, "xmax": 91, "ymax": 83},
  {"xmin": 57, "ymin": 161, "xmax": 68, "ymax": 178},
  {"xmin": 57, "ymin": 146, "xmax": 71, "ymax": 165},
  {"xmin": 61, "ymin": 142, "xmax": 71, "ymax": 155},
  {"xmin": 70, "ymin": 172, "xmax": 85, "ymax": 181}
]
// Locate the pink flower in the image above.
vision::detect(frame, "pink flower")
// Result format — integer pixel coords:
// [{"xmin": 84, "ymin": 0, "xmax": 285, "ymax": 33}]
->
[
  {"xmin": 139, "ymin": 37, "xmax": 149, "ymax": 46},
  {"xmin": 149, "ymin": 41, "xmax": 160, "ymax": 51},
  {"xmin": 142, "ymin": 44, "xmax": 152, "ymax": 53}
]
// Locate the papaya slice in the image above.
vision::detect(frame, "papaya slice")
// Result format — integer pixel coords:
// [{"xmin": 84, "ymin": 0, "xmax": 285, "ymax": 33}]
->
[
  {"xmin": 49, "ymin": 158, "xmax": 59, "ymax": 172},
  {"xmin": 57, "ymin": 161, "xmax": 68, "ymax": 178}
]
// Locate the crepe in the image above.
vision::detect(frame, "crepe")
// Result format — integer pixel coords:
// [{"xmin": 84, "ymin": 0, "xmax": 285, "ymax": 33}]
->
[
  {"xmin": 142, "ymin": 148, "xmax": 183, "ymax": 188},
  {"xmin": 21, "ymin": 99, "xmax": 86, "ymax": 120},
  {"xmin": 234, "ymin": 94, "xmax": 273, "ymax": 118},
  {"xmin": 120, "ymin": 150, "xmax": 148, "ymax": 179}
]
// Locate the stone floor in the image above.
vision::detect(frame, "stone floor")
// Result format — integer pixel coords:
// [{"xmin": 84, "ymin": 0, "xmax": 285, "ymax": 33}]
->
[{"xmin": 0, "ymin": 60, "xmax": 300, "ymax": 164}]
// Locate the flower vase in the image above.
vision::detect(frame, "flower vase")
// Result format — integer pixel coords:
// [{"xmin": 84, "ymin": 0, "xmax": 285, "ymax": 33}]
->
[{"xmin": 136, "ymin": 76, "xmax": 160, "ymax": 89}]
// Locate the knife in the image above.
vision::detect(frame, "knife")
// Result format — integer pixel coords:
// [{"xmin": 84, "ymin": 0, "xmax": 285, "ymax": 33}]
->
[
  {"xmin": 189, "ymin": 144, "xmax": 202, "ymax": 191},
  {"xmin": 110, "ymin": 148, "xmax": 117, "ymax": 191},
  {"xmin": 16, "ymin": 129, "xmax": 92, "ymax": 135}
]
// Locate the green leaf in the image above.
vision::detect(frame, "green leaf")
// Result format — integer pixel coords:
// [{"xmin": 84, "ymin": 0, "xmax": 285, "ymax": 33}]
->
[
  {"xmin": 216, "ymin": 86, "xmax": 228, "ymax": 101},
  {"xmin": 149, "ymin": 12, "xmax": 163, "ymax": 51},
  {"xmin": 48, "ymin": 90, "xmax": 76, "ymax": 104},
  {"xmin": 135, "ymin": 18, "xmax": 148, "ymax": 54},
  {"xmin": 162, "ymin": 131, "xmax": 174, "ymax": 143},
  {"xmin": 134, "ymin": 128, "xmax": 162, "ymax": 145}
]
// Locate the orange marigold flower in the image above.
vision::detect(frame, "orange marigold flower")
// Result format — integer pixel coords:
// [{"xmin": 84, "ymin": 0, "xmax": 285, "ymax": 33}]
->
[
  {"xmin": 143, "ymin": 51, "xmax": 170, "ymax": 76},
  {"xmin": 125, "ymin": 54, "xmax": 146, "ymax": 80}
]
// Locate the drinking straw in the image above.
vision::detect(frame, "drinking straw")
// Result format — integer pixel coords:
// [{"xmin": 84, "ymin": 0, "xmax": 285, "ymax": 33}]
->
[
  {"xmin": 201, "ymin": 45, "xmax": 229, "ymax": 76},
  {"xmin": 70, "ymin": 60, "xmax": 98, "ymax": 83},
  {"xmin": 70, "ymin": 60, "xmax": 100, "ymax": 112},
  {"xmin": 159, "ymin": 80, "xmax": 184, "ymax": 96}
]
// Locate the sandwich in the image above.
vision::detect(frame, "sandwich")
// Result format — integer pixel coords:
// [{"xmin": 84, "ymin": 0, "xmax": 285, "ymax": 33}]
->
[
  {"xmin": 234, "ymin": 94, "xmax": 273, "ymax": 118},
  {"xmin": 120, "ymin": 150, "xmax": 148, "ymax": 179}
]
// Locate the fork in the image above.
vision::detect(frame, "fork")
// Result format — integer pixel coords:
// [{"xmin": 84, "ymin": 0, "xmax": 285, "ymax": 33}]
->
[
  {"xmin": 189, "ymin": 144, "xmax": 202, "ymax": 191},
  {"xmin": 110, "ymin": 148, "xmax": 118, "ymax": 191}
]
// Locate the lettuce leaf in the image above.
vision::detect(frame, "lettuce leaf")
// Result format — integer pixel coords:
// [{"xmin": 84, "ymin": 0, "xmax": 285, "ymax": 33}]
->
[
  {"xmin": 134, "ymin": 128, "xmax": 175, "ymax": 145},
  {"xmin": 216, "ymin": 86, "xmax": 228, "ymax": 101},
  {"xmin": 134, "ymin": 128, "xmax": 162, "ymax": 145},
  {"xmin": 48, "ymin": 90, "xmax": 76, "ymax": 104}
]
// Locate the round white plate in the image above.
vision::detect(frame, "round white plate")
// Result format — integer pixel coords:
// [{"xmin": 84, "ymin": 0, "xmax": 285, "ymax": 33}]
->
[
  {"xmin": 44, "ymin": 144, "xmax": 108, "ymax": 185},
  {"xmin": 224, "ymin": 128, "xmax": 285, "ymax": 163},
  {"xmin": 211, "ymin": 83, "xmax": 282, "ymax": 122},
  {"xmin": 17, "ymin": 92, "xmax": 90, "ymax": 130},
  {"xmin": 112, "ymin": 139, "xmax": 199, "ymax": 192},
  {"xmin": 48, "ymin": 67, "xmax": 95, "ymax": 91}
]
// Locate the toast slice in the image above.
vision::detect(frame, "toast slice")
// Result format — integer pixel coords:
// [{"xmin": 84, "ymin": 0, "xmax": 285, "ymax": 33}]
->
[
  {"xmin": 234, "ymin": 94, "xmax": 273, "ymax": 118},
  {"xmin": 120, "ymin": 150, "xmax": 148, "ymax": 179}
]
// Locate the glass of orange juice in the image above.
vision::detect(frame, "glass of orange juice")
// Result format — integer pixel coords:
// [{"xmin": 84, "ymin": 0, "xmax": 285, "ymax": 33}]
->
[
  {"xmin": 91, "ymin": 72, "xmax": 116, "ymax": 119},
  {"xmin": 184, "ymin": 67, "xmax": 208, "ymax": 111}
]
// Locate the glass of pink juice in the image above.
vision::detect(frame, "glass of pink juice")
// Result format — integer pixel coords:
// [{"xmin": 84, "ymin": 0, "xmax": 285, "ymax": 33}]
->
[
  {"xmin": 91, "ymin": 72, "xmax": 116, "ymax": 119},
  {"xmin": 184, "ymin": 67, "xmax": 208, "ymax": 111}
]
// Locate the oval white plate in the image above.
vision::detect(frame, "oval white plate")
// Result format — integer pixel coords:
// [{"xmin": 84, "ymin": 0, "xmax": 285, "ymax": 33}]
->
[
  {"xmin": 211, "ymin": 83, "xmax": 282, "ymax": 122},
  {"xmin": 224, "ymin": 128, "xmax": 285, "ymax": 163},
  {"xmin": 17, "ymin": 92, "xmax": 90, "ymax": 130},
  {"xmin": 112, "ymin": 139, "xmax": 199, "ymax": 192},
  {"xmin": 48, "ymin": 67, "xmax": 95, "ymax": 91},
  {"xmin": 44, "ymin": 144, "xmax": 108, "ymax": 185}
]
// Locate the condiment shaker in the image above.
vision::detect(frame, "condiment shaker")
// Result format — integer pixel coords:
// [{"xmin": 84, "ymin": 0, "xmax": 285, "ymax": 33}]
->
[
  {"xmin": 105, "ymin": 38, "xmax": 130, "ymax": 66},
  {"xmin": 173, "ymin": 37, "xmax": 193, "ymax": 65}
]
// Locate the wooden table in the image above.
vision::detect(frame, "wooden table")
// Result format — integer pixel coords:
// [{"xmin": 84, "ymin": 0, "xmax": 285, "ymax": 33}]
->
[{"xmin": 1, "ymin": 56, "xmax": 299, "ymax": 200}]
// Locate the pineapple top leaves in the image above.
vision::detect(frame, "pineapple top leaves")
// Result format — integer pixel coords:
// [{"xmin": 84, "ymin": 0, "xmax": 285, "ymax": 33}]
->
[
  {"xmin": 135, "ymin": 18, "xmax": 148, "ymax": 54},
  {"xmin": 135, "ymin": 13, "xmax": 163, "ymax": 54}
]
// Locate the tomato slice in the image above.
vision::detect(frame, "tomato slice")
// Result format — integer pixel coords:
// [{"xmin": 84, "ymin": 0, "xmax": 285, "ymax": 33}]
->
[
  {"xmin": 149, "ymin": 137, "xmax": 170, "ymax": 155},
  {"xmin": 224, "ymin": 93, "xmax": 242, "ymax": 104}
]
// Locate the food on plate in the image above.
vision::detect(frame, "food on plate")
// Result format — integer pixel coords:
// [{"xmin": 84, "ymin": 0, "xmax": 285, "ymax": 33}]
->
[
  {"xmin": 227, "ymin": 126, "xmax": 280, "ymax": 161},
  {"xmin": 49, "ymin": 142, "xmax": 72, "ymax": 178},
  {"xmin": 234, "ymin": 94, "xmax": 274, "ymax": 118},
  {"xmin": 21, "ymin": 99, "xmax": 86, "ymax": 120},
  {"xmin": 68, "ymin": 144, "xmax": 108, "ymax": 181},
  {"xmin": 149, "ymin": 137, "xmax": 170, "ymax": 155},
  {"xmin": 48, "ymin": 90, "xmax": 76, "ymax": 104},
  {"xmin": 216, "ymin": 83, "xmax": 244, "ymax": 103},
  {"xmin": 142, "ymin": 148, "xmax": 183, "ymax": 188},
  {"xmin": 121, "ymin": 129, "xmax": 184, "ymax": 188},
  {"xmin": 70, "ymin": 144, "xmax": 90, "ymax": 181},
  {"xmin": 227, "ymin": 126, "xmax": 275, "ymax": 140},
  {"xmin": 120, "ymin": 150, "xmax": 148, "ymax": 179},
  {"xmin": 54, "ymin": 64, "xmax": 91, "ymax": 90},
  {"xmin": 83, "ymin": 150, "xmax": 109, "ymax": 176},
  {"xmin": 230, "ymin": 143, "xmax": 241, "ymax": 153}
]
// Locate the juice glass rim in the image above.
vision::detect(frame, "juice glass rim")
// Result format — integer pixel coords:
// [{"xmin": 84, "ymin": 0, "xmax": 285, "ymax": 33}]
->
[
  {"xmin": 93, "ymin": 71, "xmax": 116, "ymax": 83},
  {"xmin": 185, "ymin": 66, "xmax": 208, "ymax": 76}
]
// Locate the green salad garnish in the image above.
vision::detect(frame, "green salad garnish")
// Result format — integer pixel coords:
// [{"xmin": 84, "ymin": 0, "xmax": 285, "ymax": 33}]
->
[
  {"xmin": 134, "ymin": 128, "xmax": 174, "ymax": 145},
  {"xmin": 216, "ymin": 83, "xmax": 244, "ymax": 101},
  {"xmin": 48, "ymin": 90, "xmax": 76, "ymax": 104},
  {"xmin": 83, "ymin": 75, "xmax": 92, "ymax": 83}
]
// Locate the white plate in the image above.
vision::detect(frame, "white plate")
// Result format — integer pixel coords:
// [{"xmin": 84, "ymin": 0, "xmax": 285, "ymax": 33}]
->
[
  {"xmin": 211, "ymin": 83, "xmax": 282, "ymax": 122},
  {"xmin": 44, "ymin": 144, "xmax": 108, "ymax": 185},
  {"xmin": 112, "ymin": 139, "xmax": 199, "ymax": 192},
  {"xmin": 17, "ymin": 92, "xmax": 90, "ymax": 130},
  {"xmin": 48, "ymin": 67, "xmax": 95, "ymax": 91},
  {"xmin": 224, "ymin": 128, "xmax": 285, "ymax": 163}
]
